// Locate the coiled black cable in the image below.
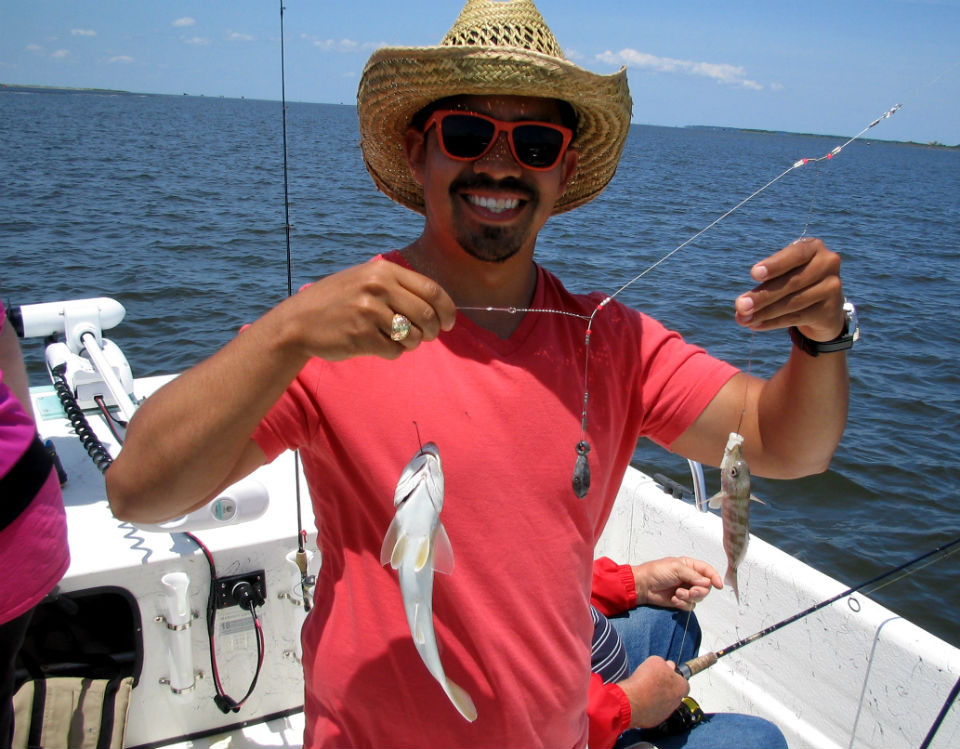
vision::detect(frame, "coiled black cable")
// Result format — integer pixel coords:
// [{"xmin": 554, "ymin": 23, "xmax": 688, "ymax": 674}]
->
[{"xmin": 49, "ymin": 363, "xmax": 114, "ymax": 473}]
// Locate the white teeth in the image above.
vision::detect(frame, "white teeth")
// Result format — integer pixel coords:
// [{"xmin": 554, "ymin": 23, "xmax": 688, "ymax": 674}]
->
[{"xmin": 467, "ymin": 195, "xmax": 520, "ymax": 213}]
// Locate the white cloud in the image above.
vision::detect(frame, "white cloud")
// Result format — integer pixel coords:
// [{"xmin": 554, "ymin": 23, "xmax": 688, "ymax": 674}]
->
[
  {"xmin": 597, "ymin": 49, "xmax": 765, "ymax": 90},
  {"xmin": 26, "ymin": 44, "xmax": 44, "ymax": 53},
  {"xmin": 181, "ymin": 36, "xmax": 211, "ymax": 46},
  {"xmin": 312, "ymin": 38, "xmax": 383, "ymax": 53},
  {"xmin": 71, "ymin": 29, "xmax": 96, "ymax": 37},
  {"xmin": 173, "ymin": 17, "xmax": 196, "ymax": 28},
  {"xmin": 314, "ymin": 38, "xmax": 357, "ymax": 52},
  {"xmin": 51, "ymin": 49, "xmax": 70, "ymax": 59},
  {"xmin": 108, "ymin": 55, "xmax": 134, "ymax": 64},
  {"xmin": 227, "ymin": 32, "xmax": 254, "ymax": 42}
]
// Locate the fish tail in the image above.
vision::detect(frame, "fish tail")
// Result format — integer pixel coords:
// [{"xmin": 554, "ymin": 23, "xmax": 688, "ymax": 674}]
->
[
  {"xmin": 444, "ymin": 678, "xmax": 478, "ymax": 723},
  {"xmin": 725, "ymin": 566, "xmax": 740, "ymax": 604}
]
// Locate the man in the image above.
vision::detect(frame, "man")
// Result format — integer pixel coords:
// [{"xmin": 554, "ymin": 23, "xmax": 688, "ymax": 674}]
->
[{"xmin": 107, "ymin": 0, "xmax": 851, "ymax": 746}]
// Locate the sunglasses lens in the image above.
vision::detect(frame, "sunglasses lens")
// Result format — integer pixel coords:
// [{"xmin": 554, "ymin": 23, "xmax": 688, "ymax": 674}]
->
[
  {"xmin": 440, "ymin": 114, "xmax": 495, "ymax": 159},
  {"xmin": 434, "ymin": 112, "xmax": 569, "ymax": 169},
  {"xmin": 513, "ymin": 125, "xmax": 566, "ymax": 168}
]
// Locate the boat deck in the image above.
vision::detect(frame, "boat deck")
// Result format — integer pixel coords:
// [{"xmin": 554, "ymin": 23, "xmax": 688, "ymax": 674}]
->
[{"xmin": 26, "ymin": 373, "xmax": 960, "ymax": 749}]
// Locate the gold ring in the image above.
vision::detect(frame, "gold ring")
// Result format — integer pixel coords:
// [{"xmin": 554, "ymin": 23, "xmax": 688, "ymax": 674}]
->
[{"xmin": 390, "ymin": 313, "xmax": 411, "ymax": 342}]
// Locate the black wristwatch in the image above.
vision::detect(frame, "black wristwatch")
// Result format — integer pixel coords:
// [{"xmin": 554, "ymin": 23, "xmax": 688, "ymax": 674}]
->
[{"xmin": 789, "ymin": 299, "xmax": 859, "ymax": 356}]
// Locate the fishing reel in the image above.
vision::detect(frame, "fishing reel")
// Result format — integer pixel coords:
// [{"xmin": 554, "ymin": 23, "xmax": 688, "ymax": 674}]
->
[{"xmin": 648, "ymin": 696, "xmax": 704, "ymax": 737}]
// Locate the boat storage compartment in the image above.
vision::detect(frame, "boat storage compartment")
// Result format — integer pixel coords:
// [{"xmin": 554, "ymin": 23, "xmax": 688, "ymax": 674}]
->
[{"xmin": 12, "ymin": 586, "xmax": 141, "ymax": 749}]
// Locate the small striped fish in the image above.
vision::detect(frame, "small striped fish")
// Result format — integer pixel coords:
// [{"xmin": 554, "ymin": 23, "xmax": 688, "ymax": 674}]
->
[{"xmin": 708, "ymin": 433, "xmax": 764, "ymax": 603}]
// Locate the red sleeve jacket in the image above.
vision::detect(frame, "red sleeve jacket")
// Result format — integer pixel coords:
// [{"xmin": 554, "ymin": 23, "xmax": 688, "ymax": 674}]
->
[{"xmin": 588, "ymin": 557, "xmax": 638, "ymax": 749}]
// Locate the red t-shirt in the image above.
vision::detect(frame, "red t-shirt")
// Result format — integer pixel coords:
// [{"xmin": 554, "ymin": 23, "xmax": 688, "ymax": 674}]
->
[{"xmin": 252, "ymin": 252, "xmax": 736, "ymax": 747}]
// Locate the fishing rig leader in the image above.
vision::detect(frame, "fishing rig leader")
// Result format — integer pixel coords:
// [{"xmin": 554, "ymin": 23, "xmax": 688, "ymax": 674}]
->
[{"xmin": 461, "ymin": 104, "xmax": 902, "ymax": 498}]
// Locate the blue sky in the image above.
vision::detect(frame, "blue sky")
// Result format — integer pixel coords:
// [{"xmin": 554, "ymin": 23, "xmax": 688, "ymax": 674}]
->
[{"xmin": 2, "ymin": 1, "xmax": 958, "ymax": 145}]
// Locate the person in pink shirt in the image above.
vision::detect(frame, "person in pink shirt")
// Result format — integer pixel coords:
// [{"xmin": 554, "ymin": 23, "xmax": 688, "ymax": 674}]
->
[
  {"xmin": 107, "ymin": 1, "xmax": 852, "ymax": 745},
  {"xmin": 0, "ymin": 300, "xmax": 70, "ymax": 748}
]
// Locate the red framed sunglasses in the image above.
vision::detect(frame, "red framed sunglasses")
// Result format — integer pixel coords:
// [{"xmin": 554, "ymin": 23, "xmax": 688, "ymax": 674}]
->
[{"xmin": 423, "ymin": 110, "xmax": 574, "ymax": 171}]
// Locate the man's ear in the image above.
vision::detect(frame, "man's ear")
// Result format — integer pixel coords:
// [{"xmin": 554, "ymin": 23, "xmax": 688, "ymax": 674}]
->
[
  {"xmin": 558, "ymin": 147, "xmax": 579, "ymax": 196},
  {"xmin": 404, "ymin": 127, "xmax": 427, "ymax": 186}
]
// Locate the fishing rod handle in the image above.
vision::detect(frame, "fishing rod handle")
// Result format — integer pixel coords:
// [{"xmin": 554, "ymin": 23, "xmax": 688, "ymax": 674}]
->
[{"xmin": 676, "ymin": 652, "xmax": 718, "ymax": 680}]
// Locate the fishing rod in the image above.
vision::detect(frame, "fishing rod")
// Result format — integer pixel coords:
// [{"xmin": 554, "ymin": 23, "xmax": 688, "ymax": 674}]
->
[
  {"xmin": 278, "ymin": 0, "xmax": 313, "ymax": 612},
  {"xmin": 920, "ymin": 673, "xmax": 960, "ymax": 749},
  {"xmin": 676, "ymin": 534, "xmax": 960, "ymax": 679}
]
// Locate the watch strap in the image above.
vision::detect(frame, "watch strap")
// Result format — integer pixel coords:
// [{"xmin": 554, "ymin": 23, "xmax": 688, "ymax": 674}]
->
[{"xmin": 789, "ymin": 324, "xmax": 853, "ymax": 356}]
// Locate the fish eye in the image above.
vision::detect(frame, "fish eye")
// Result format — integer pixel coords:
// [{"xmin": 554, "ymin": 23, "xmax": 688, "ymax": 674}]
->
[{"xmin": 729, "ymin": 466, "xmax": 740, "ymax": 478}]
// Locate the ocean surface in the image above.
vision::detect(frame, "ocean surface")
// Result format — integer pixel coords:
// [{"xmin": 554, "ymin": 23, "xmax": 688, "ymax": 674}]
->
[{"xmin": 2, "ymin": 91, "xmax": 958, "ymax": 648}]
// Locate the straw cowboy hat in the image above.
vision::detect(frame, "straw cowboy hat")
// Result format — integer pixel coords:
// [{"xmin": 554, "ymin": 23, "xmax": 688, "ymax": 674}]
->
[{"xmin": 357, "ymin": 0, "xmax": 633, "ymax": 215}]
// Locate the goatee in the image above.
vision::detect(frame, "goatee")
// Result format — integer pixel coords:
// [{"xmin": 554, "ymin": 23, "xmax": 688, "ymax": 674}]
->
[{"xmin": 450, "ymin": 175, "xmax": 538, "ymax": 264}]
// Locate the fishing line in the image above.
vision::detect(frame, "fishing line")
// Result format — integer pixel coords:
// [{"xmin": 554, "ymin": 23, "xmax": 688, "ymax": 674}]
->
[
  {"xmin": 675, "ymin": 534, "xmax": 960, "ymax": 680},
  {"xmin": 279, "ymin": 0, "xmax": 313, "ymax": 612},
  {"xmin": 467, "ymin": 103, "xmax": 901, "ymax": 496}
]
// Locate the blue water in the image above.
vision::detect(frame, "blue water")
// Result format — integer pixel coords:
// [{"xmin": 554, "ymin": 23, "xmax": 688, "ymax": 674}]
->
[{"xmin": 2, "ymin": 91, "xmax": 959, "ymax": 646}]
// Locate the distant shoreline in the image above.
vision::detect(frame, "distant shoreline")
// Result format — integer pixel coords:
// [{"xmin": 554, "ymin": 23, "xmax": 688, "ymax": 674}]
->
[
  {"xmin": 2, "ymin": 83, "xmax": 136, "ymax": 96},
  {"xmin": 3, "ymin": 83, "xmax": 956, "ymax": 149}
]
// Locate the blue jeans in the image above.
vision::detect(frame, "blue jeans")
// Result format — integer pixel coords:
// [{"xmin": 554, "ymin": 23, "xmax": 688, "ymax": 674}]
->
[{"xmin": 608, "ymin": 607, "xmax": 787, "ymax": 749}]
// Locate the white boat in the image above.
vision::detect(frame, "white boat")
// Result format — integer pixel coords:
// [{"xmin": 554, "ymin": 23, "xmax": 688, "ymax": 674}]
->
[{"xmin": 12, "ymin": 296, "xmax": 960, "ymax": 749}]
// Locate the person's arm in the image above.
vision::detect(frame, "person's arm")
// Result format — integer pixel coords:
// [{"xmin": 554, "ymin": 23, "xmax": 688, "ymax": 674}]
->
[
  {"xmin": 0, "ymin": 314, "xmax": 34, "ymax": 423},
  {"xmin": 587, "ymin": 672, "xmax": 632, "ymax": 749},
  {"xmin": 672, "ymin": 237, "xmax": 849, "ymax": 477},
  {"xmin": 587, "ymin": 656, "xmax": 690, "ymax": 748},
  {"xmin": 590, "ymin": 557, "xmax": 639, "ymax": 616},
  {"xmin": 106, "ymin": 259, "xmax": 456, "ymax": 523}
]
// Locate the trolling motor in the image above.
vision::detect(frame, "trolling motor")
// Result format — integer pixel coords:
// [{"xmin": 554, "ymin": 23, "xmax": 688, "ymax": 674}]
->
[
  {"xmin": 12, "ymin": 297, "xmax": 137, "ymax": 421},
  {"xmin": 9, "ymin": 297, "xmax": 136, "ymax": 472}
]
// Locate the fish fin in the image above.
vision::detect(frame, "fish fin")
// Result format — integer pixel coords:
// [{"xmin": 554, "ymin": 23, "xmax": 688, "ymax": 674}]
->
[
  {"xmin": 445, "ymin": 679, "xmax": 478, "ymax": 723},
  {"xmin": 725, "ymin": 567, "xmax": 740, "ymax": 604},
  {"xmin": 390, "ymin": 536, "xmax": 408, "ymax": 569},
  {"xmin": 414, "ymin": 538, "xmax": 431, "ymax": 572},
  {"xmin": 750, "ymin": 494, "xmax": 766, "ymax": 505},
  {"xmin": 380, "ymin": 519, "xmax": 403, "ymax": 567},
  {"xmin": 707, "ymin": 492, "xmax": 724, "ymax": 510},
  {"xmin": 413, "ymin": 604, "xmax": 427, "ymax": 644},
  {"xmin": 432, "ymin": 523, "xmax": 455, "ymax": 575}
]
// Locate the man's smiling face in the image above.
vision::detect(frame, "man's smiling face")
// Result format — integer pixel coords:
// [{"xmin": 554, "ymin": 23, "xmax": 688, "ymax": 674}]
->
[{"xmin": 406, "ymin": 95, "xmax": 579, "ymax": 264}]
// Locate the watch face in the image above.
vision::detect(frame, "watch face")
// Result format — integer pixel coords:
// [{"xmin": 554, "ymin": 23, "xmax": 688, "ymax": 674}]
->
[{"xmin": 843, "ymin": 299, "xmax": 860, "ymax": 342}]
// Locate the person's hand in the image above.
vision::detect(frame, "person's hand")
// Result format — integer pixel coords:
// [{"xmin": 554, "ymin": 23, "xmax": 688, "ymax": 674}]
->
[
  {"xmin": 275, "ymin": 258, "xmax": 457, "ymax": 362},
  {"xmin": 631, "ymin": 557, "xmax": 722, "ymax": 610},
  {"xmin": 734, "ymin": 237, "xmax": 845, "ymax": 342},
  {"xmin": 617, "ymin": 656, "xmax": 690, "ymax": 729}
]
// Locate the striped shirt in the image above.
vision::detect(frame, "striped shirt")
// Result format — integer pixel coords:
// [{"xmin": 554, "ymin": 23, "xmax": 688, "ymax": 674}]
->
[{"xmin": 590, "ymin": 605, "xmax": 629, "ymax": 684}]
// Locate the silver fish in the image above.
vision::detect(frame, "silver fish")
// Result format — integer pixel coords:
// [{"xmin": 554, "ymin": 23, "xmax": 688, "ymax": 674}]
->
[
  {"xmin": 380, "ymin": 442, "xmax": 478, "ymax": 722},
  {"xmin": 707, "ymin": 432, "xmax": 764, "ymax": 603}
]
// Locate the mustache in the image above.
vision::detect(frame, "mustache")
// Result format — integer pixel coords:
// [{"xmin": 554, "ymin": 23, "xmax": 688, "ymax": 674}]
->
[{"xmin": 449, "ymin": 174, "xmax": 537, "ymax": 202}]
